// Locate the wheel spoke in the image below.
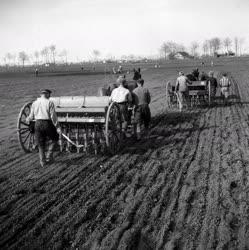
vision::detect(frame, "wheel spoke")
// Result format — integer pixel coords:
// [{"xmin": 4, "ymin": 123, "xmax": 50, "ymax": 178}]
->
[
  {"xmin": 20, "ymin": 121, "xmax": 29, "ymax": 127},
  {"xmin": 23, "ymin": 132, "xmax": 31, "ymax": 144},
  {"xmin": 28, "ymin": 134, "xmax": 33, "ymax": 150},
  {"xmin": 20, "ymin": 128, "xmax": 30, "ymax": 134}
]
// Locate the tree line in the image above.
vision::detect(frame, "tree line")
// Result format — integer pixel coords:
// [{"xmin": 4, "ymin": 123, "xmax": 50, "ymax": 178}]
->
[
  {"xmin": 2, "ymin": 36, "xmax": 247, "ymax": 67},
  {"xmin": 3, "ymin": 45, "xmax": 68, "ymax": 67},
  {"xmin": 160, "ymin": 37, "xmax": 246, "ymax": 59}
]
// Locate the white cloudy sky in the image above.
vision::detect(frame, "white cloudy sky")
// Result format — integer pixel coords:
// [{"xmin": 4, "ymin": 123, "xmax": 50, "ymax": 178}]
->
[{"xmin": 0, "ymin": 0, "xmax": 249, "ymax": 62}]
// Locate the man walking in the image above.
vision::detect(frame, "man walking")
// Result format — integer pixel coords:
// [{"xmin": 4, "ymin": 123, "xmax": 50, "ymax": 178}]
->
[
  {"xmin": 175, "ymin": 71, "xmax": 191, "ymax": 112},
  {"xmin": 133, "ymin": 79, "xmax": 151, "ymax": 140},
  {"xmin": 26, "ymin": 89, "xmax": 60, "ymax": 167},
  {"xmin": 110, "ymin": 76, "xmax": 132, "ymax": 137},
  {"xmin": 219, "ymin": 73, "xmax": 231, "ymax": 105}
]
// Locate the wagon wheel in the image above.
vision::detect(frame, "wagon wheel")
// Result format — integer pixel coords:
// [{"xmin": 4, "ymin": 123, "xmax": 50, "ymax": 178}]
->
[
  {"xmin": 105, "ymin": 102, "xmax": 122, "ymax": 155},
  {"xmin": 17, "ymin": 102, "xmax": 36, "ymax": 153}
]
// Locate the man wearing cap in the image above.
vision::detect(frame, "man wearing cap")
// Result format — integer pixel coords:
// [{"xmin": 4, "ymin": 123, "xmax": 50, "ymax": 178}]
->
[
  {"xmin": 133, "ymin": 79, "xmax": 151, "ymax": 140},
  {"xmin": 110, "ymin": 76, "xmax": 132, "ymax": 136},
  {"xmin": 26, "ymin": 89, "xmax": 60, "ymax": 167},
  {"xmin": 175, "ymin": 71, "xmax": 192, "ymax": 112},
  {"xmin": 219, "ymin": 73, "xmax": 231, "ymax": 105}
]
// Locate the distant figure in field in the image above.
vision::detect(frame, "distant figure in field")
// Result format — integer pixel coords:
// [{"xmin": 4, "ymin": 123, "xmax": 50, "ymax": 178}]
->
[
  {"xmin": 219, "ymin": 73, "xmax": 231, "ymax": 105},
  {"xmin": 117, "ymin": 65, "xmax": 123, "ymax": 74},
  {"xmin": 133, "ymin": 68, "xmax": 141, "ymax": 81},
  {"xmin": 133, "ymin": 79, "xmax": 151, "ymax": 140},
  {"xmin": 175, "ymin": 71, "xmax": 192, "ymax": 112},
  {"xmin": 112, "ymin": 67, "xmax": 117, "ymax": 74},
  {"xmin": 207, "ymin": 71, "xmax": 218, "ymax": 102},
  {"xmin": 35, "ymin": 68, "xmax": 39, "ymax": 77},
  {"xmin": 81, "ymin": 66, "xmax": 84, "ymax": 71},
  {"xmin": 192, "ymin": 68, "xmax": 199, "ymax": 80}
]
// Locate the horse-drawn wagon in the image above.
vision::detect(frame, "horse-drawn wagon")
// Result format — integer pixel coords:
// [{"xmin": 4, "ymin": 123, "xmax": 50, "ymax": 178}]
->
[{"xmin": 165, "ymin": 80, "xmax": 212, "ymax": 109}]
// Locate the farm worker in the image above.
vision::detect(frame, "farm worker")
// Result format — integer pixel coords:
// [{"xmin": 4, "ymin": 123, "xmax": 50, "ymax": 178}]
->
[
  {"xmin": 192, "ymin": 68, "xmax": 199, "ymax": 80},
  {"xmin": 110, "ymin": 76, "xmax": 132, "ymax": 137},
  {"xmin": 219, "ymin": 73, "xmax": 231, "ymax": 105},
  {"xmin": 133, "ymin": 79, "xmax": 151, "ymax": 140},
  {"xmin": 26, "ymin": 89, "xmax": 61, "ymax": 167},
  {"xmin": 133, "ymin": 68, "xmax": 141, "ymax": 81},
  {"xmin": 118, "ymin": 65, "xmax": 123, "ymax": 73},
  {"xmin": 175, "ymin": 71, "xmax": 191, "ymax": 112},
  {"xmin": 207, "ymin": 71, "xmax": 218, "ymax": 102},
  {"xmin": 35, "ymin": 68, "xmax": 39, "ymax": 77}
]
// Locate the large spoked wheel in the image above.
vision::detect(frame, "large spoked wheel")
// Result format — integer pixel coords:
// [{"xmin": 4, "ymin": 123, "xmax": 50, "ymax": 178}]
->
[
  {"xmin": 17, "ymin": 102, "xmax": 36, "ymax": 153},
  {"xmin": 105, "ymin": 102, "xmax": 122, "ymax": 155},
  {"xmin": 165, "ymin": 81, "xmax": 175, "ymax": 109}
]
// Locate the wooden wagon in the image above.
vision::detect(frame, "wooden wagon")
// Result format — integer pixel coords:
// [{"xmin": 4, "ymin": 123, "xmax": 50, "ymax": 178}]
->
[{"xmin": 165, "ymin": 80, "xmax": 212, "ymax": 109}]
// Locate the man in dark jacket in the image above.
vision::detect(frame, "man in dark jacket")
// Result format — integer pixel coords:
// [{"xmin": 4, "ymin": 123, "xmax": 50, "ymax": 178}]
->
[
  {"xmin": 133, "ymin": 68, "xmax": 141, "ymax": 81},
  {"xmin": 132, "ymin": 79, "xmax": 151, "ymax": 140},
  {"xmin": 192, "ymin": 68, "xmax": 199, "ymax": 80}
]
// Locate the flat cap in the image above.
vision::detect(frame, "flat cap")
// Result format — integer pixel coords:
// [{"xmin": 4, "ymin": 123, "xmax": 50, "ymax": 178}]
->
[{"xmin": 41, "ymin": 89, "xmax": 52, "ymax": 94}]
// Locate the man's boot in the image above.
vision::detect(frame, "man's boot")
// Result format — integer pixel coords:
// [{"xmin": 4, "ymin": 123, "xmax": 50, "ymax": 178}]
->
[
  {"xmin": 46, "ymin": 141, "xmax": 56, "ymax": 164},
  {"xmin": 38, "ymin": 145, "xmax": 46, "ymax": 167}
]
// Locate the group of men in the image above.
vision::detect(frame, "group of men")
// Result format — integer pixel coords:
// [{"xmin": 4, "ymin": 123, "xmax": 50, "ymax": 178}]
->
[
  {"xmin": 110, "ymin": 75, "xmax": 151, "ymax": 140},
  {"xmin": 26, "ymin": 68, "xmax": 231, "ymax": 167},
  {"xmin": 26, "ymin": 74, "xmax": 151, "ymax": 167},
  {"xmin": 175, "ymin": 70, "xmax": 231, "ymax": 111}
]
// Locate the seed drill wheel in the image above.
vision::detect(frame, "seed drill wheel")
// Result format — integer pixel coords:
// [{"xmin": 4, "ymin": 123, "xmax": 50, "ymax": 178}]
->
[
  {"xmin": 17, "ymin": 102, "xmax": 36, "ymax": 153},
  {"xmin": 165, "ymin": 81, "xmax": 174, "ymax": 109},
  {"xmin": 105, "ymin": 102, "xmax": 122, "ymax": 155}
]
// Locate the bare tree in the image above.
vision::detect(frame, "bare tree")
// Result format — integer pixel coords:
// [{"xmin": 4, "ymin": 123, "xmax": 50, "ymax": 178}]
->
[
  {"xmin": 19, "ymin": 51, "xmax": 29, "ymax": 67},
  {"xmin": 92, "ymin": 50, "xmax": 101, "ymax": 61},
  {"xmin": 223, "ymin": 37, "xmax": 232, "ymax": 53},
  {"xmin": 41, "ymin": 47, "xmax": 49, "ymax": 64},
  {"xmin": 202, "ymin": 40, "xmax": 209, "ymax": 56},
  {"xmin": 211, "ymin": 37, "xmax": 221, "ymax": 55},
  {"xmin": 239, "ymin": 37, "xmax": 245, "ymax": 56},
  {"xmin": 234, "ymin": 37, "xmax": 239, "ymax": 56},
  {"xmin": 5, "ymin": 53, "xmax": 13, "ymax": 65},
  {"xmin": 3, "ymin": 57, "xmax": 7, "ymax": 67},
  {"xmin": 59, "ymin": 49, "xmax": 68, "ymax": 64},
  {"xmin": 190, "ymin": 41, "xmax": 199, "ymax": 57},
  {"xmin": 34, "ymin": 51, "xmax": 40, "ymax": 65},
  {"xmin": 160, "ymin": 42, "xmax": 170, "ymax": 60},
  {"xmin": 49, "ymin": 45, "xmax": 56, "ymax": 64}
]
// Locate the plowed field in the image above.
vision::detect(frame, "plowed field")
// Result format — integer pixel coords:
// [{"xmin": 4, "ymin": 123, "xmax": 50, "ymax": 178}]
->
[{"xmin": 1, "ymin": 59, "xmax": 249, "ymax": 249}]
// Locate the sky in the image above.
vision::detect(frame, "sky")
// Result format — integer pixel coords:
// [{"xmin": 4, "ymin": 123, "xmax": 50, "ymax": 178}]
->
[{"xmin": 1, "ymin": 0, "xmax": 249, "ymax": 62}]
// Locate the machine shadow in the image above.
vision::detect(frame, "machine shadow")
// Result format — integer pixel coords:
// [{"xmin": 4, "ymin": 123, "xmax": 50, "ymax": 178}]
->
[{"xmin": 120, "ymin": 108, "xmax": 213, "ymax": 156}]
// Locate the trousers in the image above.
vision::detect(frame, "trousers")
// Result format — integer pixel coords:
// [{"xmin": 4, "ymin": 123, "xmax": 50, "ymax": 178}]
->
[{"xmin": 35, "ymin": 120, "xmax": 58, "ymax": 163}]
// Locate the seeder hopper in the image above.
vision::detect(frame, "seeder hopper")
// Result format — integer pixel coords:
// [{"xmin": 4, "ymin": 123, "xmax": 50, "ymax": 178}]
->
[{"xmin": 17, "ymin": 96, "xmax": 123, "ymax": 155}]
